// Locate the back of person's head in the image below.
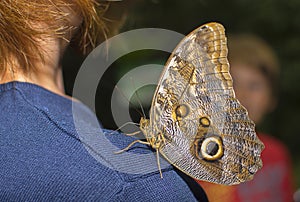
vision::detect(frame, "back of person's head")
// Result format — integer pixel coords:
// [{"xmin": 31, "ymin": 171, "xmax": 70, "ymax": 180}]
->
[
  {"xmin": 0, "ymin": 0, "xmax": 123, "ymax": 77},
  {"xmin": 228, "ymin": 34, "xmax": 280, "ymax": 98},
  {"xmin": 227, "ymin": 34, "xmax": 280, "ymax": 124}
]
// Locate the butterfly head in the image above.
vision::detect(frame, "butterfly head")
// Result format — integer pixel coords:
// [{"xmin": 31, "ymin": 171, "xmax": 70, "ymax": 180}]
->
[
  {"xmin": 139, "ymin": 117, "xmax": 149, "ymax": 132},
  {"xmin": 139, "ymin": 117, "xmax": 153, "ymax": 140},
  {"xmin": 139, "ymin": 117, "xmax": 165, "ymax": 150}
]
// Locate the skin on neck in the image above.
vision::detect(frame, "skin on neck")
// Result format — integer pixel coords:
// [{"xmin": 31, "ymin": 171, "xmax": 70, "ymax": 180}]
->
[
  {"xmin": 0, "ymin": 6, "xmax": 82, "ymax": 99},
  {"xmin": 0, "ymin": 34, "xmax": 68, "ymax": 98}
]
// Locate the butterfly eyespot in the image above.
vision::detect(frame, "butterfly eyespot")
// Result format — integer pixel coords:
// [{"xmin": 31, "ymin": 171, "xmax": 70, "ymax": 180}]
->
[
  {"xmin": 199, "ymin": 117, "xmax": 210, "ymax": 127},
  {"xmin": 175, "ymin": 104, "xmax": 189, "ymax": 118},
  {"xmin": 172, "ymin": 104, "xmax": 190, "ymax": 121},
  {"xmin": 200, "ymin": 136, "xmax": 224, "ymax": 161}
]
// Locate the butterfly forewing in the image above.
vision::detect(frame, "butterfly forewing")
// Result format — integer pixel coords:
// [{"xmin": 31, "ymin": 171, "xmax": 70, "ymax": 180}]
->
[{"xmin": 142, "ymin": 22, "xmax": 264, "ymax": 185}]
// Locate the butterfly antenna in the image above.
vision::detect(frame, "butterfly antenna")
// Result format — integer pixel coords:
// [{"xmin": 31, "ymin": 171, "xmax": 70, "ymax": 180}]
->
[
  {"xmin": 114, "ymin": 85, "xmax": 144, "ymax": 118},
  {"xmin": 108, "ymin": 122, "xmax": 140, "ymax": 135},
  {"xmin": 130, "ymin": 77, "xmax": 146, "ymax": 118},
  {"xmin": 126, "ymin": 131, "xmax": 142, "ymax": 136}
]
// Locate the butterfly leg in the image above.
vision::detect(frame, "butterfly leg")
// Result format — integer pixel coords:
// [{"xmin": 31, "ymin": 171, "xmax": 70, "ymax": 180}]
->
[
  {"xmin": 151, "ymin": 134, "xmax": 165, "ymax": 179},
  {"xmin": 125, "ymin": 131, "xmax": 141, "ymax": 136},
  {"xmin": 156, "ymin": 149, "xmax": 163, "ymax": 178},
  {"xmin": 114, "ymin": 139, "xmax": 151, "ymax": 154}
]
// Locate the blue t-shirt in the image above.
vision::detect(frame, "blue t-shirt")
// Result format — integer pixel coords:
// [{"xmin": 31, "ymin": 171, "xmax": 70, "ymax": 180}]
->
[{"xmin": 0, "ymin": 82, "xmax": 205, "ymax": 201}]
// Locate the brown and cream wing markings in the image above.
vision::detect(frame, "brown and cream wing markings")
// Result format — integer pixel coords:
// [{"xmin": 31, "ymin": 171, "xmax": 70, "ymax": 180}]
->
[{"xmin": 139, "ymin": 22, "xmax": 264, "ymax": 185}]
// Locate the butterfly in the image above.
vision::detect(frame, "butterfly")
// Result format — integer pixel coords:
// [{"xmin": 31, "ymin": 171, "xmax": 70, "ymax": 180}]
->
[{"xmin": 118, "ymin": 22, "xmax": 264, "ymax": 185}]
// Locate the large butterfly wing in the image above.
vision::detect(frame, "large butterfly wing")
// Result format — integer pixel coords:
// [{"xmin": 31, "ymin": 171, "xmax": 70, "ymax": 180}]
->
[{"xmin": 147, "ymin": 22, "xmax": 264, "ymax": 185}]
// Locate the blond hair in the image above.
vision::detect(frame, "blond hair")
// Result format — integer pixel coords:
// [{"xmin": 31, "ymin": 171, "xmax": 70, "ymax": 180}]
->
[{"xmin": 0, "ymin": 0, "xmax": 110, "ymax": 75}]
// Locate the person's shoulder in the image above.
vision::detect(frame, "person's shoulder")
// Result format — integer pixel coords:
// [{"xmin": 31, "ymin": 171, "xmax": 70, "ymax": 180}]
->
[
  {"xmin": 98, "ymin": 129, "xmax": 199, "ymax": 201},
  {"xmin": 0, "ymin": 82, "xmax": 198, "ymax": 200}
]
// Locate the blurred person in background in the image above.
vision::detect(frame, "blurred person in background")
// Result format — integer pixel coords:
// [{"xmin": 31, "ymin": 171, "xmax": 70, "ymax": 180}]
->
[
  {"xmin": 0, "ymin": 1, "xmax": 207, "ymax": 201},
  {"xmin": 198, "ymin": 34, "xmax": 295, "ymax": 202}
]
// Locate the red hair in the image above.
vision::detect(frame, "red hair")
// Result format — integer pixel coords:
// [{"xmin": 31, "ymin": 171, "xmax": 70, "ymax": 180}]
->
[{"xmin": 0, "ymin": 0, "xmax": 110, "ymax": 75}]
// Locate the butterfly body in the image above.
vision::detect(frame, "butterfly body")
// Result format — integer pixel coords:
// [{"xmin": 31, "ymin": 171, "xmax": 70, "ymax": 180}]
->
[{"xmin": 138, "ymin": 22, "xmax": 264, "ymax": 185}]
